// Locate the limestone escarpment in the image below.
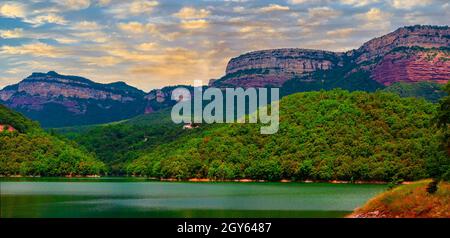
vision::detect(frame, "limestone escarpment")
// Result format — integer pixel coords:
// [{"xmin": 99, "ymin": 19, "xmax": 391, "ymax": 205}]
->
[
  {"xmin": 211, "ymin": 25, "xmax": 450, "ymax": 88},
  {"xmin": 212, "ymin": 49, "xmax": 343, "ymax": 88},
  {"xmin": 0, "ymin": 71, "xmax": 146, "ymax": 127},
  {"xmin": 372, "ymin": 48, "xmax": 450, "ymax": 85}
]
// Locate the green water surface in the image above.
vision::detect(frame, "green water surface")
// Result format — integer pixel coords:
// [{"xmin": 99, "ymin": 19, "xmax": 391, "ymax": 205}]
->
[{"xmin": 0, "ymin": 178, "xmax": 386, "ymax": 218}]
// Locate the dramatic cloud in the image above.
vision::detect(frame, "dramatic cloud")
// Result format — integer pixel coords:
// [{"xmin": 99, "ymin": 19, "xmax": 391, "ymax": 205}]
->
[
  {"xmin": 72, "ymin": 21, "xmax": 102, "ymax": 31},
  {"xmin": 389, "ymin": 0, "xmax": 432, "ymax": 9},
  {"xmin": 54, "ymin": 0, "xmax": 91, "ymax": 10},
  {"xmin": 26, "ymin": 13, "xmax": 68, "ymax": 25},
  {"xmin": 0, "ymin": 0, "xmax": 448, "ymax": 90},
  {"xmin": 326, "ymin": 28, "xmax": 356, "ymax": 37},
  {"xmin": 0, "ymin": 28, "xmax": 24, "ymax": 38},
  {"xmin": 106, "ymin": 0, "xmax": 159, "ymax": 18},
  {"xmin": 0, "ymin": 42, "xmax": 68, "ymax": 57},
  {"xmin": 340, "ymin": 0, "xmax": 380, "ymax": 7},
  {"xmin": 257, "ymin": 4, "xmax": 290, "ymax": 13},
  {"xmin": 174, "ymin": 7, "xmax": 210, "ymax": 19},
  {"xmin": 180, "ymin": 19, "xmax": 209, "ymax": 30},
  {"xmin": 118, "ymin": 22, "xmax": 158, "ymax": 34},
  {"xmin": 0, "ymin": 2, "xmax": 26, "ymax": 18}
]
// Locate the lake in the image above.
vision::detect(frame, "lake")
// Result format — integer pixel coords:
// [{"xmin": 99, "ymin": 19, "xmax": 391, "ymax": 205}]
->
[{"xmin": 0, "ymin": 178, "xmax": 386, "ymax": 218}]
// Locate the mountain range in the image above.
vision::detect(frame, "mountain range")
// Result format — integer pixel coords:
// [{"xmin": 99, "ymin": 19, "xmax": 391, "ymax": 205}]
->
[
  {"xmin": 0, "ymin": 25, "xmax": 449, "ymax": 128},
  {"xmin": 211, "ymin": 25, "xmax": 449, "ymax": 88}
]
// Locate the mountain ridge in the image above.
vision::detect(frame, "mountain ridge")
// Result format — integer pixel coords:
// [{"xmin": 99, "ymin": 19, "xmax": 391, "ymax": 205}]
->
[
  {"xmin": 1, "ymin": 25, "xmax": 449, "ymax": 127},
  {"xmin": 211, "ymin": 25, "xmax": 449, "ymax": 88},
  {"xmin": 0, "ymin": 71, "xmax": 148, "ymax": 127}
]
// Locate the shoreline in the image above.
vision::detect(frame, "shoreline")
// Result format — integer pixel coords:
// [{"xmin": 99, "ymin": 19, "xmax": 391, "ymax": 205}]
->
[{"xmin": 0, "ymin": 175, "xmax": 401, "ymax": 184}]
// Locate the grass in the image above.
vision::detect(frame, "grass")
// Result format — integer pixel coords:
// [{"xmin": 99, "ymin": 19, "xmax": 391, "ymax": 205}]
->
[{"xmin": 350, "ymin": 179, "xmax": 450, "ymax": 218}]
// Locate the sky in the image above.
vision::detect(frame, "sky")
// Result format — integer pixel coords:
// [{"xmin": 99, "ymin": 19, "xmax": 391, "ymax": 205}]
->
[{"xmin": 0, "ymin": 0, "xmax": 449, "ymax": 92}]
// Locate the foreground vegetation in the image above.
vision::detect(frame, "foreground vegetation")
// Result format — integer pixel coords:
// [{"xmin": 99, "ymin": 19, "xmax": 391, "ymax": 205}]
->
[
  {"xmin": 349, "ymin": 180, "xmax": 450, "ymax": 218},
  {"xmin": 127, "ymin": 89, "xmax": 450, "ymax": 181},
  {"xmin": 0, "ymin": 104, "xmax": 106, "ymax": 176}
]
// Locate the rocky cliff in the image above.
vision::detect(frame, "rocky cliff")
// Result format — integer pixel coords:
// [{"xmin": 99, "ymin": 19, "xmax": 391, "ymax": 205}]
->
[
  {"xmin": 211, "ymin": 25, "xmax": 450, "ymax": 88},
  {"xmin": 211, "ymin": 49, "xmax": 343, "ymax": 88},
  {"xmin": 0, "ymin": 71, "xmax": 147, "ymax": 127},
  {"xmin": 143, "ymin": 85, "xmax": 194, "ymax": 114},
  {"xmin": 1, "ymin": 26, "xmax": 449, "ymax": 127}
]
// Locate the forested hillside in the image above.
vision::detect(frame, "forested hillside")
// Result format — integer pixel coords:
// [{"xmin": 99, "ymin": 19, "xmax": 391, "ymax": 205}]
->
[
  {"xmin": 69, "ymin": 109, "xmax": 195, "ymax": 174},
  {"xmin": 0, "ymin": 104, "xmax": 106, "ymax": 176},
  {"xmin": 383, "ymin": 82, "xmax": 446, "ymax": 103},
  {"xmin": 127, "ymin": 90, "xmax": 450, "ymax": 181}
]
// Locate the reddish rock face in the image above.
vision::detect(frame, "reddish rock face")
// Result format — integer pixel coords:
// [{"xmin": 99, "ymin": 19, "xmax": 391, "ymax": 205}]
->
[
  {"xmin": 212, "ymin": 25, "xmax": 450, "ymax": 88},
  {"xmin": 372, "ymin": 49, "xmax": 450, "ymax": 86},
  {"xmin": 353, "ymin": 26, "xmax": 450, "ymax": 66}
]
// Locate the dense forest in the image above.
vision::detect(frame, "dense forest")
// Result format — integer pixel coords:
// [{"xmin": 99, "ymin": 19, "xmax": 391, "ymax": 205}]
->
[
  {"xmin": 126, "ymin": 89, "xmax": 450, "ymax": 182},
  {"xmin": 2, "ymin": 87, "xmax": 449, "ymax": 181},
  {"xmin": 383, "ymin": 82, "xmax": 446, "ymax": 103},
  {"xmin": 65, "ymin": 109, "xmax": 193, "ymax": 174},
  {"xmin": 0, "ymin": 104, "xmax": 106, "ymax": 176}
]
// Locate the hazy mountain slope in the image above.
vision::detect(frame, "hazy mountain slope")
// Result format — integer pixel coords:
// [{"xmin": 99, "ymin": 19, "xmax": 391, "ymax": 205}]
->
[{"xmin": 0, "ymin": 71, "xmax": 147, "ymax": 128}]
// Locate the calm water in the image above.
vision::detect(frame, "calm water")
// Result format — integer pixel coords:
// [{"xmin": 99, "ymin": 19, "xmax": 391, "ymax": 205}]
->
[{"xmin": 0, "ymin": 178, "xmax": 386, "ymax": 218}]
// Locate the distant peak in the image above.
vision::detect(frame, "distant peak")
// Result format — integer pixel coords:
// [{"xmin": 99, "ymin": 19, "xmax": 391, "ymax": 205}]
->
[
  {"xmin": 47, "ymin": 71, "xmax": 59, "ymax": 76},
  {"xmin": 401, "ymin": 25, "xmax": 449, "ymax": 30},
  {"xmin": 29, "ymin": 71, "xmax": 59, "ymax": 77},
  {"xmin": 108, "ymin": 81, "xmax": 127, "ymax": 86}
]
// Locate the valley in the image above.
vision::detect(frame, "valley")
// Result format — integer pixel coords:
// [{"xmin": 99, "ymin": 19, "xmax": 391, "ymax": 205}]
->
[{"xmin": 1, "ymin": 25, "xmax": 449, "ymax": 219}]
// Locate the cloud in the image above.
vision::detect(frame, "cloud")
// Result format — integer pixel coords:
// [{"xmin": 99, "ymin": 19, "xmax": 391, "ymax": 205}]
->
[
  {"xmin": 389, "ymin": 0, "xmax": 432, "ymax": 9},
  {"xmin": 96, "ymin": 0, "xmax": 111, "ymax": 6},
  {"xmin": 0, "ymin": 42, "xmax": 68, "ymax": 57},
  {"xmin": 308, "ymin": 7, "xmax": 341, "ymax": 19},
  {"xmin": 0, "ymin": 2, "xmax": 26, "ymax": 18},
  {"xmin": 26, "ymin": 14, "xmax": 68, "ymax": 26},
  {"xmin": 80, "ymin": 56, "xmax": 122, "ymax": 67},
  {"xmin": 233, "ymin": 6, "xmax": 245, "ymax": 13},
  {"xmin": 107, "ymin": 0, "xmax": 159, "ymax": 18},
  {"xmin": 326, "ymin": 28, "xmax": 356, "ymax": 37},
  {"xmin": 0, "ymin": 28, "xmax": 24, "ymax": 38},
  {"xmin": 363, "ymin": 8, "xmax": 387, "ymax": 21},
  {"xmin": 257, "ymin": 4, "xmax": 290, "ymax": 13},
  {"xmin": 180, "ymin": 19, "xmax": 209, "ymax": 30},
  {"xmin": 128, "ymin": 47, "xmax": 214, "ymax": 84},
  {"xmin": 0, "ymin": 0, "xmax": 446, "ymax": 91},
  {"xmin": 54, "ymin": 37, "xmax": 79, "ymax": 44},
  {"xmin": 117, "ymin": 21, "xmax": 158, "ymax": 34},
  {"xmin": 298, "ymin": 7, "xmax": 341, "ymax": 27},
  {"xmin": 72, "ymin": 21, "xmax": 102, "ymax": 31},
  {"xmin": 75, "ymin": 31, "xmax": 109, "ymax": 43},
  {"xmin": 287, "ymin": 0, "xmax": 311, "ymax": 4},
  {"xmin": 356, "ymin": 8, "xmax": 391, "ymax": 30},
  {"xmin": 239, "ymin": 25, "xmax": 275, "ymax": 34},
  {"xmin": 128, "ymin": 0, "xmax": 159, "ymax": 14},
  {"xmin": 174, "ymin": 7, "xmax": 210, "ymax": 19},
  {"xmin": 340, "ymin": 0, "xmax": 379, "ymax": 7},
  {"xmin": 53, "ymin": 0, "xmax": 91, "ymax": 10},
  {"xmin": 135, "ymin": 42, "xmax": 158, "ymax": 51}
]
